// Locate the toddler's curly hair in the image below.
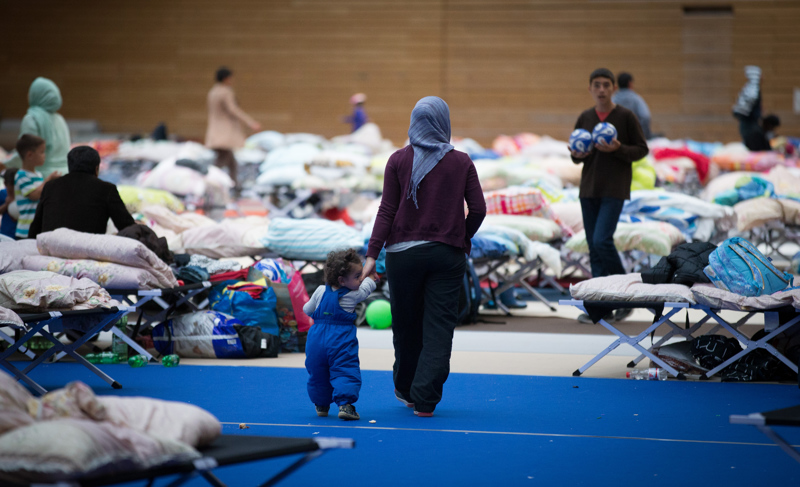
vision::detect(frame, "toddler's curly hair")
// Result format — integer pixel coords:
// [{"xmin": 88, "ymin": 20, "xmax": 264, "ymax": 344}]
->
[{"xmin": 324, "ymin": 248, "xmax": 362, "ymax": 287}]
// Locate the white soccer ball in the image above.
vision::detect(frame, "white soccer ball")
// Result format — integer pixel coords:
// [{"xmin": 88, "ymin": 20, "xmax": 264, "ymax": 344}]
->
[
  {"xmin": 592, "ymin": 123, "xmax": 617, "ymax": 146},
  {"xmin": 568, "ymin": 129, "xmax": 593, "ymax": 154}
]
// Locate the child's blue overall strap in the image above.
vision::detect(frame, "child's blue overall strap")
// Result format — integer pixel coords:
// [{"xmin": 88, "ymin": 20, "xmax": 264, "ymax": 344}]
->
[
  {"xmin": 305, "ymin": 285, "xmax": 361, "ymax": 406},
  {"xmin": 309, "ymin": 285, "xmax": 358, "ymax": 325}
]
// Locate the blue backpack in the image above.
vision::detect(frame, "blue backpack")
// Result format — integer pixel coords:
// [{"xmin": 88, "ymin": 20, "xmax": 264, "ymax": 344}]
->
[{"xmin": 704, "ymin": 237, "xmax": 793, "ymax": 297}]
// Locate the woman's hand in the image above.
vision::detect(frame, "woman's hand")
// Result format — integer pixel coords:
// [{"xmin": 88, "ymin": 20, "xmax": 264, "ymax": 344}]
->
[{"xmin": 360, "ymin": 257, "xmax": 376, "ymax": 282}]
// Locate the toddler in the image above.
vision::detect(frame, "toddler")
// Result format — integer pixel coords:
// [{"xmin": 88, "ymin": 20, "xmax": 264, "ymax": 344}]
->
[{"xmin": 303, "ymin": 249, "xmax": 377, "ymax": 420}]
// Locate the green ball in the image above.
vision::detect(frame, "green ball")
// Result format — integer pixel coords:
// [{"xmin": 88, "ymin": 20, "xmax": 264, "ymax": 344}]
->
[{"xmin": 365, "ymin": 300, "xmax": 392, "ymax": 329}]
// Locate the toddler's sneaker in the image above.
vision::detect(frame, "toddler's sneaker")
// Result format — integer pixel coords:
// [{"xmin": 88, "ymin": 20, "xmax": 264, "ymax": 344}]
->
[
  {"xmin": 315, "ymin": 405, "xmax": 329, "ymax": 417},
  {"xmin": 394, "ymin": 390, "xmax": 414, "ymax": 408},
  {"xmin": 414, "ymin": 410, "xmax": 434, "ymax": 417},
  {"xmin": 338, "ymin": 404, "xmax": 360, "ymax": 421}
]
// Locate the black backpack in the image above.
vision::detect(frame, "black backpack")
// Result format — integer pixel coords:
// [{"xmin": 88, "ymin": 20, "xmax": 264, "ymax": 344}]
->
[{"xmin": 458, "ymin": 259, "xmax": 482, "ymax": 325}]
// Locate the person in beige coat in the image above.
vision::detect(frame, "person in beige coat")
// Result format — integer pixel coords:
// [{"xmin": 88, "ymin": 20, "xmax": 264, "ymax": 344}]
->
[{"xmin": 205, "ymin": 67, "xmax": 261, "ymax": 190}]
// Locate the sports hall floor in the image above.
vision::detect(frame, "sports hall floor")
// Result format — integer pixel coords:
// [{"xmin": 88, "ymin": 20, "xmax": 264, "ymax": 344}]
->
[{"xmin": 23, "ymin": 293, "xmax": 800, "ymax": 486}]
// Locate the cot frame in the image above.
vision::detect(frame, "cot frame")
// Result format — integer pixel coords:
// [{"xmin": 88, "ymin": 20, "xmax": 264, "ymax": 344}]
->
[
  {"xmin": 0, "ymin": 307, "xmax": 129, "ymax": 395},
  {"xmin": 14, "ymin": 435, "xmax": 355, "ymax": 487},
  {"xmin": 106, "ymin": 282, "xmax": 213, "ymax": 362},
  {"xmin": 730, "ymin": 405, "xmax": 800, "ymax": 465},
  {"xmin": 560, "ymin": 299, "xmax": 689, "ymax": 379}
]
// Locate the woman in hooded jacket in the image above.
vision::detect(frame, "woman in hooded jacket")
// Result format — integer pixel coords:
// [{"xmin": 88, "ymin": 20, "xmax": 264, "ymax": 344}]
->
[{"xmin": 6, "ymin": 77, "xmax": 70, "ymax": 178}]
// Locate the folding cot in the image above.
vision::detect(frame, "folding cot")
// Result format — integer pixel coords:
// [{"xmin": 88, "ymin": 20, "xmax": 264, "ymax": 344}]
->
[
  {"xmin": 730, "ymin": 404, "xmax": 800, "ymax": 464},
  {"xmin": 560, "ymin": 299, "xmax": 800, "ymax": 380},
  {"xmin": 105, "ymin": 281, "xmax": 213, "ymax": 362},
  {"xmin": 747, "ymin": 221, "xmax": 800, "ymax": 270},
  {"xmin": 10, "ymin": 434, "xmax": 355, "ymax": 487},
  {"xmin": 0, "ymin": 307, "xmax": 130, "ymax": 395},
  {"xmin": 474, "ymin": 255, "xmax": 557, "ymax": 313},
  {"xmin": 559, "ymin": 299, "xmax": 691, "ymax": 379}
]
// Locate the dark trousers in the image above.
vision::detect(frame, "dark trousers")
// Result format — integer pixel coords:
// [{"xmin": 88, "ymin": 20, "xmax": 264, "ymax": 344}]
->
[
  {"xmin": 385, "ymin": 242, "xmax": 466, "ymax": 413},
  {"xmin": 580, "ymin": 197, "xmax": 626, "ymax": 278},
  {"xmin": 213, "ymin": 149, "xmax": 238, "ymax": 188}
]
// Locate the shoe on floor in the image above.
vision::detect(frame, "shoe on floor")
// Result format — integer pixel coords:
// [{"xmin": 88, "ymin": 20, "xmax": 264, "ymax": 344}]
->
[
  {"xmin": 614, "ymin": 308, "xmax": 633, "ymax": 321},
  {"xmin": 394, "ymin": 390, "xmax": 415, "ymax": 408},
  {"xmin": 338, "ymin": 404, "xmax": 360, "ymax": 420},
  {"xmin": 414, "ymin": 410, "xmax": 434, "ymax": 417},
  {"xmin": 315, "ymin": 405, "xmax": 329, "ymax": 417},
  {"xmin": 577, "ymin": 313, "xmax": 615, "ymax": 324}
]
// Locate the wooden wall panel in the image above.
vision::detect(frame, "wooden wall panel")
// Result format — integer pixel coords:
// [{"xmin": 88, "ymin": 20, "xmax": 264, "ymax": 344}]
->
[{"xmin": 0, "ymin": 0, "xmax": 798, "ymax": 147}]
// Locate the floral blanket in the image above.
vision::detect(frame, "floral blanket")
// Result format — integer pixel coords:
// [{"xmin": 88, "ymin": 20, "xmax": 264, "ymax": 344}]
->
[
  {"xmin": 0, "ymin": 271, "xmax": 118, "ymax": 311},
  {"xmin": 22, "ymin": 255, "xmax": 171, "ymax": 290}
]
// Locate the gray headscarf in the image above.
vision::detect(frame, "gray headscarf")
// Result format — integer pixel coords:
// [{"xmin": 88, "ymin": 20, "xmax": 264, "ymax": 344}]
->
[{"xmin": 407, "ymin": 96, "xmax": 454, "ymax": 208}]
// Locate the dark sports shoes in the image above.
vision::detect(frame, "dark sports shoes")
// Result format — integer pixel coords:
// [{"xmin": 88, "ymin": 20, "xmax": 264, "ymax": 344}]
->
[
  {"xmin": 577, "ymin": 313, "xmax": 615, "ymax": 324},
  {"xmin": 315, "ymin": 405, "xmax": 329, "ymax": 417},
  {"xmin": 338, "ymin": 404, "xmax": 360, "ymax": 421},
  {"xmin": 414, "ymin": 410, "xmax": 434, "ymax": 417},
  {"xmin": 394, "ymin": 390, "xmax": 415, "ymax": 408}
]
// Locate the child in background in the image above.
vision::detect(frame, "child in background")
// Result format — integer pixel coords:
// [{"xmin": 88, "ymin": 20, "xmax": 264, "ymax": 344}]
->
[
  {"xmin": 303, "ymin": 249, "xmax": 378, "ymax": 420},
  {"xmin": 345, "ymin": 93, "xmax": 368, "ymax": 133},
  {"xmin": 0, "ymin": 169, "xmax": 19, "ymax": 239},
  {"xmin": 13, "ymin": 134, "xmax": 59, "ymax": 239}
]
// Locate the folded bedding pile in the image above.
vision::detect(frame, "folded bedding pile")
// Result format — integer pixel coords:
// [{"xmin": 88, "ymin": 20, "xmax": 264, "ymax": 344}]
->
[
  {"xmin": 20, "ymin": 228, "xmax": 178, "ymax": 290},
  {"xmin": 0, "ymin": 370, "xmax": 221, "ymax": 484}
]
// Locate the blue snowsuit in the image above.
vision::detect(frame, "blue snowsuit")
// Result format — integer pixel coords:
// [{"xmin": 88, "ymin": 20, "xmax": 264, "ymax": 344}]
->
[{"xmin": 305, "ymin": 285, "xmax": 361, "ymax": 406}]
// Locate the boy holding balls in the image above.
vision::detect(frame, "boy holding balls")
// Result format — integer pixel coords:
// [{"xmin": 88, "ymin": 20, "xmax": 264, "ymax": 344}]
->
[{"xmin": 569, "ymin": 68, "xmax": 648, "ymax": 323}]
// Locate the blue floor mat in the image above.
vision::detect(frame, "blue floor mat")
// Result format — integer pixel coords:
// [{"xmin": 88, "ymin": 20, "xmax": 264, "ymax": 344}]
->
[{"xmin": 25, "ymin": 363, "xmax": 800, "ymax": 486}]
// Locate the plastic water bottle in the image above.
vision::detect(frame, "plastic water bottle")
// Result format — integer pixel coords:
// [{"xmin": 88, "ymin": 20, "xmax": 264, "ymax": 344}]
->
[
  {"xmin": 111, "ymin": 316, "xmax": 129, "ymax": 361},
  {"xmin": 87, "ymin": 352, "xmax": 121, "ymax": 364},
  {"xmin": 128, "ymin": 354, "xmax": 148, "ymax": 368},
  {"xmin": 627, "ymin": 368, "xmax": 668, "ymax": 380},
  {"xmin": 162, "ymin": 354, "xmax": 180, "ymax": 367}
]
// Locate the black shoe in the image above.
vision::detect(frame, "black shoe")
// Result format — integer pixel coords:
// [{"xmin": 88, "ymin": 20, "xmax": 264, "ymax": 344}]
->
[
  {"xmin": 315, "ymin": 405, "xmax": 329, "ymax": 417},
  {"xmin": 614, "ymin": 308, "xmax": 633, "ymax": 321},
  {"xmin": 577, "ymin": 313, "xmax": 615, "ymax": 324},
  {"xmin": 338, "ymin": 404, "xmax": 360, "ymax": 420}
]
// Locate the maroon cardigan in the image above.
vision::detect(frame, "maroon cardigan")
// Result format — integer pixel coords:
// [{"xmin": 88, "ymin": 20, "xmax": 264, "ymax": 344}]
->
[{"xmin": 367, "ymin": 146, "xmax": 486, "ymax": 259}]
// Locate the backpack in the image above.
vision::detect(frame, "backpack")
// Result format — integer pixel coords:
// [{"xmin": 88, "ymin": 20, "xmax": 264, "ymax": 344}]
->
[
  {"xmin": 703, "ymin": 237, "xmax": 793, "ymax": 297},
  {"xmin": 458, "ymin": 259, "xmax": 482, "ymax": 325}
]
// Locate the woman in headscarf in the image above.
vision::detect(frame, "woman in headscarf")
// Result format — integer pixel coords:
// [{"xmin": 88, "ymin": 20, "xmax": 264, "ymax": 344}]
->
[
  {"xmin": 362, "ymin": 96, "xmax": 486, "ymax": 417},
  {"xmin": 6, "ymin": 77, "xmax": 70, "ymax": 178}
]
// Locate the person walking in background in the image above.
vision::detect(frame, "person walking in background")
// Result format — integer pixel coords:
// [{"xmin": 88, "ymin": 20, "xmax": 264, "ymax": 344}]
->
[
  {"xmin": 733, "ymin": 66, "xmax": 778, "ymax": 152},
  {"xmin": 362, "ymin": 96, "xmax": 486, "ymax": 417},
  {"xmin": 570, "ymin": 68, "xmax": 648, "ymax": 324},
  {"xmin": 345, "ymin": 93, "xmax": 368, "ymax": 133},
  {"xmin": 612, "ymin": 72, "xmax": 652, "ymax": 140},
  {"xmin": 205, "ymin": 67, "xmax": 261, "ymax": 192},
  {"xmin": 5, "ymin": 77, "xmax": 71, "ymax": 178}
]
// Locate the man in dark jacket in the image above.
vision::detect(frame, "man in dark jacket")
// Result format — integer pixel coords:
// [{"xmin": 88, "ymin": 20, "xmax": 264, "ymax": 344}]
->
[{"xmin": 29, "ymin": 146, "xmax": 135, "ymax": 238}]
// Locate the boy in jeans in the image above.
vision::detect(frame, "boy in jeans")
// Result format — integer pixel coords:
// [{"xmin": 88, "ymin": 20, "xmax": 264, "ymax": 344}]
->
[
  {"xmin": 14, "ymin": 134, "xmax": 59, "ymax": 239},
  {"xmin": 569, "ymin": 68, "xmax": 648, "ymax": 323}
]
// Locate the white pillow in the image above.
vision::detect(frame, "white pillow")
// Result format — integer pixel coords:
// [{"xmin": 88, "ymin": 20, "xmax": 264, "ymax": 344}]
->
[
  {"xmin": 0, "ymin": 419, "xmax": 200, "ymax": 484},
  {"xmin": 691, "ymin": 283, "xmax": 800, "ymax": 311},
  {"xmin": 569, "ymin": 273, "xmax": 696, "ymax": 303},
  {"xmin": 0, "ymin": 239, "xmax": 40, "ymax": 273},
  {"xmin": 99, "ymin": 396, "xmax": 222, "ymax": 447}
]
